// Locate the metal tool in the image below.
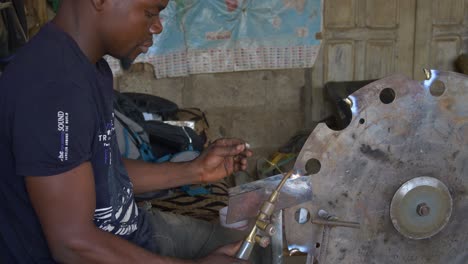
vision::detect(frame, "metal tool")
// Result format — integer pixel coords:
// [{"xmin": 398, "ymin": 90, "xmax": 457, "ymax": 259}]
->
[
  {"xmin": 235, "ymin": 169, "xmax": 297, "ymax": 260},
  {"xmin": 227, "ymin": 173, "xmax": 312, "ymax": 224},
  {"xmin": 284, "ymin": 70, "xmax": 468, "ymax": 263},
  {"xmin": 311, "ymin": 219, "xmax": 360, "ymax": 229}
]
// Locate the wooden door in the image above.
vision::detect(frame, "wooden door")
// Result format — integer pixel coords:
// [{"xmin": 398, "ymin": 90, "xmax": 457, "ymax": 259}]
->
[
  {"xmin": 307, "ymin": 0, "xmax": 467, "ymax": 124},
  {"xmin": 308, "ymin": 0, "xmax": 416, "ymax": 123},
  {"xmin": 414, "ymin": 0, "xmax": 468, "ymax": 79}
]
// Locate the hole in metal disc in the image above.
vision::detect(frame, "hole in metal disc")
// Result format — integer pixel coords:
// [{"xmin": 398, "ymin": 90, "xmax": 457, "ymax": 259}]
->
[
  {"xmin": 325, "ymin": 99, "xmax": 352, "ymax": 131},
  {"xmin": 305, "ymin": 158, "xmax": 321, "ymax": 175},
  {"xmin": 359, "ymin": 118, "xmax": 365, "ymax": 124},
  {"xmin": 294, "ymin": 208, "xmax": 311, "ymax": 224},
  {"xmin": 380, "ymin": 88, "xmax": 396, "ymax": 104},
  {"xmin": 430, "ymin": 80, "xmax": 446, "ymax": 97}
]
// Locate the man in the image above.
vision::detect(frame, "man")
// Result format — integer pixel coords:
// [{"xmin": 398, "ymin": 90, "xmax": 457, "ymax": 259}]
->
[{"xmin": 0, "ymin": 0, "xmax": 253, "ymax": 262}]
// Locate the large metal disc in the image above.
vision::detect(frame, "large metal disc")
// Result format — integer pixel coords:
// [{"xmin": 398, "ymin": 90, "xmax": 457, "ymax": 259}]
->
[
  {"xmin": 284, "ymin": 71, "xmax": 468, "ymax": 264},
  {"xmin": 390, "ymin": 176, "xmax": 452, "ymax": 240}
]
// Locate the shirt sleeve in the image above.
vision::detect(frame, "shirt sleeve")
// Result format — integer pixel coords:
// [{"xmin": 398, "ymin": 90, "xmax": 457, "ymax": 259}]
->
[{"xmin": 13, "ymin": 80, "xmax": 95, "ymax": 176}]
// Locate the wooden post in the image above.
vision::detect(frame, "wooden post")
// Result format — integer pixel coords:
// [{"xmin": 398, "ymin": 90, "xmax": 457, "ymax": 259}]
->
[
  {"xmin": 24, "ymin": 0, "xmax": 48, "ymax": 37},
  {"xmin": 35, "ymin": 0, "xmax": 48, "ymax": 25}
]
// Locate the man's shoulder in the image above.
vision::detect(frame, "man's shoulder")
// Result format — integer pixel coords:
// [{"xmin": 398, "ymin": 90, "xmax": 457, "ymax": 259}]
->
[{"xmin": 1, "ymin": 24, "xmax": 88, "ymax": 88}]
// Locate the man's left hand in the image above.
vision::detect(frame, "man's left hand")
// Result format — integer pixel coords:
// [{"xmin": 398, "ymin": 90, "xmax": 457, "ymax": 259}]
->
[{"xmin": 194, "ymin": 138, "xmax": 253, "ymax": 184}]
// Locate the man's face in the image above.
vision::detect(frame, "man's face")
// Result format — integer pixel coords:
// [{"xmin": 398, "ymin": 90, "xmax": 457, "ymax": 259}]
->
[{"xmin": 102, "ymin": 0, "xmax": 169, "ymax": 65}]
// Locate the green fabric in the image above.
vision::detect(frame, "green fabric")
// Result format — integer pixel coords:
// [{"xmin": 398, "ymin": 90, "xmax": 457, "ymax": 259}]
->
[{"xmin": 47, "ymin": 0, "xmax": 61, "ymax": 13}]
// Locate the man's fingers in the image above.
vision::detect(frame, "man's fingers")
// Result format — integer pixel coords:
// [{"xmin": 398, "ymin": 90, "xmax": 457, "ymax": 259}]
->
[
  {"xmin": 214, "ymin": 138, "xmax": 245, "ymax": 147},
  {"xmin": 238, "ymin": 150, "xmax": 253, "ymax": 158},
  {"xmin": 210, "ymin": 138, "xmax": 252, "ymax": 158},
  {"xmin": 239, "ymin": 150, "xmax": 253, "ymax": 158},
  {"xmin": 229, "ymin": 154, "xmax": 249, "ymax": 172},
  {"xmin": 212, "ymin": 143, "xmax": 246, "ymax": 158},
  {"xmin": 214, "ymin": 241, "xmax": 243, "ymax": 256}
]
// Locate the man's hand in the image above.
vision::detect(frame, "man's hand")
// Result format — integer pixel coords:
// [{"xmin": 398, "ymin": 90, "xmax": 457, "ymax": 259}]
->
[
  {"xmin": 124, "ymin": 138, "xmax": 252, "ymax": 193},
  {"xmin": 196, "ymin": 241, "xmax": 249, "ymax": 264},
  {"xmin": 194, "ymin": 138, "xmax": 253, "ymax": 183}
]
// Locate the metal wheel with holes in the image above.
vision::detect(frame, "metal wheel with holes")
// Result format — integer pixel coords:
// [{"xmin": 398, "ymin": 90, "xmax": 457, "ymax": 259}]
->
[{"xmin": 284, "ymin": 71, "xmax": 468, "ymax": 264}]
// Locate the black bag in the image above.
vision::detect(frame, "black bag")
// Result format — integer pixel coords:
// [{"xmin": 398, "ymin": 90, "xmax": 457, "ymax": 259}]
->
[
  {"xmin": 113, "ymin": 91, "xmax": 205, "ymax": 159},
  {"xmin": 144, "ymin": 120, "xmax": 205, "ymax": 158},
  {"xmin": 121, "ymin": 92, "xmax": 179, "ymax": 121}
]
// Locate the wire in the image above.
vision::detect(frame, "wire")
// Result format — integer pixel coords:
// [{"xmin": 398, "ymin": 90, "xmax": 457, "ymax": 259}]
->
[{"xmin": 262, "ymin": 158, "xmax": 285, "ymax": 175}]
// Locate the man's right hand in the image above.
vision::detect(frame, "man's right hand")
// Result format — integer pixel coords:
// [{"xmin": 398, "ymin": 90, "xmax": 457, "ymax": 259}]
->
[{"xmin": 196, "ymin": 241, "xmax": 250, "ymax": 264}]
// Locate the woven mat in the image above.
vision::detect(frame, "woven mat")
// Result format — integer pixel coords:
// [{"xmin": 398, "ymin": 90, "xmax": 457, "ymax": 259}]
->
[{"xmin": 142, "ymin": 181, "xmax": 230, "ymax": 222}]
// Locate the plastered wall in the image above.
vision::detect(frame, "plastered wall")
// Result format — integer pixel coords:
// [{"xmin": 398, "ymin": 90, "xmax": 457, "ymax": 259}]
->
[{"xmin": 115, "ymin": 64, "xmax": 307, "ymax": 177}]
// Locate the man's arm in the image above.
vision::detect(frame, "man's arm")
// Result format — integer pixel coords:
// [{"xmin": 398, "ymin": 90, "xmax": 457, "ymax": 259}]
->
[
  {"xmin": 124, "ymin": 138, "xmax": 252, "ymax": 195},
  {"xmin": 25, "ymin": 162, "xmax": 190, "ymax": 264},
  {"xmin": 123, "ymin": 159, "xmax": 202, "ymax": 194}
]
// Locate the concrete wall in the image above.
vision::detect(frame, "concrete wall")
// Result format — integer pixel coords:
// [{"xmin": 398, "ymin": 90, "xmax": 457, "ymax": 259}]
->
[{"xmin": 115, "ymin": 63, "xmax": 307, "ymax": 177}]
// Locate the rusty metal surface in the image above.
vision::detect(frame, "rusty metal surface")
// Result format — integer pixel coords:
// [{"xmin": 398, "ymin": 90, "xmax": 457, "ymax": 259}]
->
[
  {"xmin": 285, "ymin": 71, "xmax": 468, "ymax": 263},
  {"xmin": 227, "ymin": 174, "xmax": 312, "ymax": 224}
]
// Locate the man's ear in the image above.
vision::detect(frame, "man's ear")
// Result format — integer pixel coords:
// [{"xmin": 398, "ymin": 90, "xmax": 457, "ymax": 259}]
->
[{"xmin": 90, "ymin": 0, "xmax": 106, "ymax": 11}]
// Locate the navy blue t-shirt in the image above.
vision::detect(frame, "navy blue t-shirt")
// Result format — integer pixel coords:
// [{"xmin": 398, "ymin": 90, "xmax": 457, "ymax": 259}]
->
[{"xmin": 0, "ymin": 23, "xmax": 156, "ymax": 263}]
